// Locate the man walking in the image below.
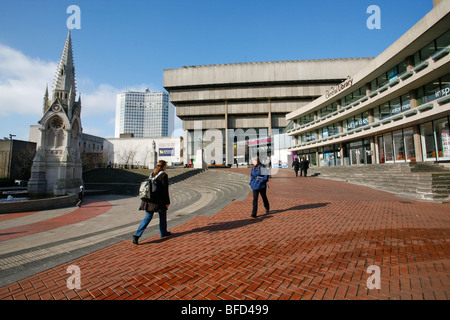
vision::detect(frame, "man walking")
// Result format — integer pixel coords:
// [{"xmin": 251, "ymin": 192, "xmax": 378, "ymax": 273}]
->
[
  {"xmin": 300, "ymin": 158, "xmax": 309, "ymax": 177},
  {"xmin": 292, "ymin": 157, "xmax": 300, "ymax": 177},
  {"xmin": 76, "ymin": 185, "xmax": 84, "ymax": 207}
]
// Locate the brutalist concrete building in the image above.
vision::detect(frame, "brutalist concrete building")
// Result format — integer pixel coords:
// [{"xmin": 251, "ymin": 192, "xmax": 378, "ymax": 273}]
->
[{"xmin": 163, "ymin": 58, "xmax": 373, "ymax": 166}]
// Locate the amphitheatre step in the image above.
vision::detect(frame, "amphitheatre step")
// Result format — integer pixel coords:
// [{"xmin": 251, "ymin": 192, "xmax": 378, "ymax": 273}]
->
[{"xmin": 83, "ymin": 168, "xmax": 205, "ymax": 195}]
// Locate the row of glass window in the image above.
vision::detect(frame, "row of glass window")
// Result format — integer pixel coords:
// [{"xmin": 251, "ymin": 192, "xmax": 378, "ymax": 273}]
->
[
  {"xmin": 296, "ymin": 73, "xmax": 449, "ymax": 144},
  {"xmin": 294, "ymin": 29, "xmax": 450, "ymax": 129},
  {"xmin": 296, "ymin": 116, "xmax": 450, "ymax": 166}
]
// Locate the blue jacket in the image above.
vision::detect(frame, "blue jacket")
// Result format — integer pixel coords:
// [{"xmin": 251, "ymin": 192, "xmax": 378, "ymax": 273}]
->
[{"xmin": 250, "ymin": 164, "xmax": 269, "ymax": 191}]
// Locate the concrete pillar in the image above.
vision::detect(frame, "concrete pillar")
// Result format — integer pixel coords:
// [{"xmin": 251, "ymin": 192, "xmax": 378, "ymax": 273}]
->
[
  {"xmin": 365, "ymin": 82, "xmax": 371, "ymax": 96},
  {"xmin": 370, "ymin": 136, "xmax": 376, "ymax": 164},
  {"xmin": 368, "ymin": 109, "xmax": 374, "ymax": 124},
  {"xmin": 268, "ymin": 99, "xmax": 272, "ymax": 137},
  {"xmin": 183, "ymin": 129, "xmax": 189, "ymax": 164}
]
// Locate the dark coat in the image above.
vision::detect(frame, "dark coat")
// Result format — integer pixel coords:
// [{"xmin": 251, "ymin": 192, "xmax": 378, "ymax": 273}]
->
[
  {"xmin": 139, "ymin": 171, "xmax": 170, "ymax": 212},
  {"xmin": 292, "ymin": 159, "xmax": 300, "ymax": 171},
  {"xmin": 300, "ymin": 159, "xmax": 309, "ymax": 170}
]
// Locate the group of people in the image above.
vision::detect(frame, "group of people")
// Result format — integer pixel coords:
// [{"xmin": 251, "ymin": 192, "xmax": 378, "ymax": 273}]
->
[
  {"xmin": 132, "ymin": 157, "xmax": 272, "ymax": 244},
  {"xmin": 292, "ymin": 157, "xmax": 309, "ymax": 177}
]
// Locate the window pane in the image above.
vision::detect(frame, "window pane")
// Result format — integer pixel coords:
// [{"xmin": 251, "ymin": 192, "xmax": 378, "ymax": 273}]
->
[
  {"xmin": 377, "ymin": 73, "xmax": 388, "ymax": 87},
  {"xmin": 354, "ymin": 114, "xmax": 362, "ymax": 128},
  {"xmin": 390, "ymin": 97, "xmax": 401, "ymax": 115},
  {"xmin": 342, "ymin": 120, "xmax": 348, "ymax": 133},
  {"xmin": 377, "ymin": 136, "xmax": 385, "ymax": 163},
  {"xmin": 388, "ymin": 66, "xmax": 398, "ymax": 81},
  {"xmin": 380, "ymin": 102, "xmax": 390, "ymax": 118},
  {"xmin": 434, "ymin": 118, "xmax": 450, "ymax": 160},
  {"xmin": 420, "ymin": 40, "xmax": 436, "ymax": 61},
  {"xmin": 370, "ymin": 79, "xmax": 377, "ymax": 91},
  {"xmin": 401, "ymin": 93, "xmax": 411, "ymax": 112},
  {"xmin": 436, "ymin": 30, "xmax": 450, "ymax": 51},
  {"xmin": 424, "ymin": 80, "xmax": 440, "ymax": 103},
  {"xmin": 404, "ymin": 127, "xmax": 416, "ymax": 162},
  {"xmin": 373, "ymin": 107, "xmax": 380, "ymax": 122},
  {"xmin": 393, "ymin": 130, "xmax": 405, "ymax": 162},
  {"xmin": 328, "ymin": 125, "xmax": 335, "ymax": 136},
  {"xmin": 413, "ymin": 51, "xmax": 421, "ymax": 66},
  {"xmin": 362, "ymin": 112, "xmax": 369, "ymax": 126},
  {"xmin": 384, "ymin": 133, "xmax": 394, "ymax": 162},
  {"xmin": 334, "ymin": 123, "xmax": 340, "ymax": 135},
  {"xmin": 347, "ymin": 117, "xmax": 355, "ymax": 130},
  {"xmin": 436, "ymin": 73, "xmax": 450, "ymax": 98},
  {"xmin": 398, "ymin": 61, "xmax": 407, "ymax": 75},
  {"xmin": 344, "ymin": 93, "xmax": 354, "ymax": 105},
  {"xmin": 332, "ymin": 102, "xmax": 338, "ymax": 112},
  {"xmin": 416, "ymin": 87, "xmax": 426, "ymax": 106},
  {"xmin": 421, "ymin": 122, "xmax": 436, "ymax": 160}
]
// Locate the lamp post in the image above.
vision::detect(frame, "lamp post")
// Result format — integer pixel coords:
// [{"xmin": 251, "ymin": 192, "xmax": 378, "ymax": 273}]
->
[{"xmin": 5, "ymin": 134, "xmax": 16, "ymax": 180}]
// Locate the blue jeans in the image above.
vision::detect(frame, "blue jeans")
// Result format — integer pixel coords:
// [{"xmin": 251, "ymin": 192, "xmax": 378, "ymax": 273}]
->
[{"xmin": 134, "ymin": 209, "xmax": 168, "ymax": 237}]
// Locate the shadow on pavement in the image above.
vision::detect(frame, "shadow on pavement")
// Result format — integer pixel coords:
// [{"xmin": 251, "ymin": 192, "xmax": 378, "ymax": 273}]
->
[
  {"xmin": 143, "ymin": 214, "xmax": 273, "ymax": 244},
  {"xmin": 142, "ymin": 202, "xmax": 330, "ymax": 245},
  {"xmin": 269, "ymin": 202, "xmax": 330, "ymax": 214}
]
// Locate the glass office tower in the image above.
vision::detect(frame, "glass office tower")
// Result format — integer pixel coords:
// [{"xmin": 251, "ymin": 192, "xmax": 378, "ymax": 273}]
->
[{"xmin": 115, "ymin": 89, "xmax": 171, "ymax": 138}]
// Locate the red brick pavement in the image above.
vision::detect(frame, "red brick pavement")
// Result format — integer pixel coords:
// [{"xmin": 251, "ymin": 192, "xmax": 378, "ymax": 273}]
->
[
  {"xmin": 0, "ymin": 169, "xmax": 449, "ymax": 300},
  {"xmin": 0, "ymin": 199, "xmax": 112, "ymax": 242}
]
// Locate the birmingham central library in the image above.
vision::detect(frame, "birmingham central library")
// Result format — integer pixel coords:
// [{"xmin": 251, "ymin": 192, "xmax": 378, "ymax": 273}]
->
[{"xmin": 164, "ymin": 0, "xmax": 449, "ymax": 168}]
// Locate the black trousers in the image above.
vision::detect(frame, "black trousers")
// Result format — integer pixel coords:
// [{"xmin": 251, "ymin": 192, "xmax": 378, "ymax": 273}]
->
[
  {"xmin": 300, "ymin": 169, "xmax": 308, "ymax": 177},
  {"xmin": 252, "ymin": 188, "xmax": 269, "ymax": 216}
]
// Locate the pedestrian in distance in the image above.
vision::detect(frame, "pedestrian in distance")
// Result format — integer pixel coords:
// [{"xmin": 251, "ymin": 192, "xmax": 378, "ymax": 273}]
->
[
  {"xmin": 292, "ymin": 157, "xmax": 300, "ymax": 177},
  {"xmin": 133, "ymin": 160, "xmax": 171, "ymax": 245},
  {"xmin": 76, "ymin": 185, "xmax": 84, "ymax": 207},
  {"xmin": 300, "ymin": 157, "xmax": 309, "ymax": 177},
  {"xmin": 249, "ymin": 157, "xmax": 270, "ymax": 218}
]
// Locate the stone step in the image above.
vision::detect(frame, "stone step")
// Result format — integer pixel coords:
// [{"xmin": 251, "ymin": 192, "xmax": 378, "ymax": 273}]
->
[{"xmin": 307, "ymin": 163, "xmax": 450, "ymax": 202}]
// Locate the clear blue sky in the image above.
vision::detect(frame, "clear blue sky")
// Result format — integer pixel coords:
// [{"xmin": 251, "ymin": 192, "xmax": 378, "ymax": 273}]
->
[{"xmin": 0, "ymin": 0, "xmax": 434, "ymax": 140}]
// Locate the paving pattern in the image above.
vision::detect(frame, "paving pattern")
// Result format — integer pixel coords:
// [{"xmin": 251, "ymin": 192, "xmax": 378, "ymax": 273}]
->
[{"xmin": 0, "ymin": 168, "xmax": 449, "ymax": 300}]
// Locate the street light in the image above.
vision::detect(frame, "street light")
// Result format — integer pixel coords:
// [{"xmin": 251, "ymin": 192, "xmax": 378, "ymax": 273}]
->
[{"xmin": 7, "ymin": 134, "xmax": 16, "ymax": 180}]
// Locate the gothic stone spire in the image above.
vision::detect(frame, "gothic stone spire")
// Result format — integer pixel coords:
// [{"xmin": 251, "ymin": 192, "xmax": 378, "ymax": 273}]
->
[{"xmin": 52, "ymin": 30, "xmax": 76, "ymax": 100}]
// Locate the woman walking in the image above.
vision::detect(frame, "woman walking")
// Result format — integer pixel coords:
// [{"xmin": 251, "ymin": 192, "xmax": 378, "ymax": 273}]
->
[
  {"xmin": 250, "ymin": 157, "xmax": 270, "ymax": 218},
  {"xmin": 133, "ymin": 160, "xmax": 171, "ymax": 244}
]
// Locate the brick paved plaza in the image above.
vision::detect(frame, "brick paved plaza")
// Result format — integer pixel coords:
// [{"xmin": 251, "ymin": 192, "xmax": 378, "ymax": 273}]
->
[{"xmin": 0, "ymin": 168, "xmax": 449, "ymax": 303}]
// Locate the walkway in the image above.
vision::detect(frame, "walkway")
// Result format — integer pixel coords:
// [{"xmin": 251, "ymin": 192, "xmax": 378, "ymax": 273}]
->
[{"xmin": 0, "ymin": 168, "xmax": 449, "ymax": 301}]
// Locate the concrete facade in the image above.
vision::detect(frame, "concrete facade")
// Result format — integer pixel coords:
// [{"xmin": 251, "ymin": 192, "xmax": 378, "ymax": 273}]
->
[
  {"xmin": 286, "ymin": 2, "xmax": 450, "ymax": 167},
  {"xmin": 164, "ymin": 58, "xmax": 374, "ymax": 165}
]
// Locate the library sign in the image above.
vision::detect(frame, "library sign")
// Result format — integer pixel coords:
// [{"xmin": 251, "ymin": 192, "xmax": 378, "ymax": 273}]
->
[{"xmin": 325, "ymin": 76, "xmax": 354, "ymax": 100}]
